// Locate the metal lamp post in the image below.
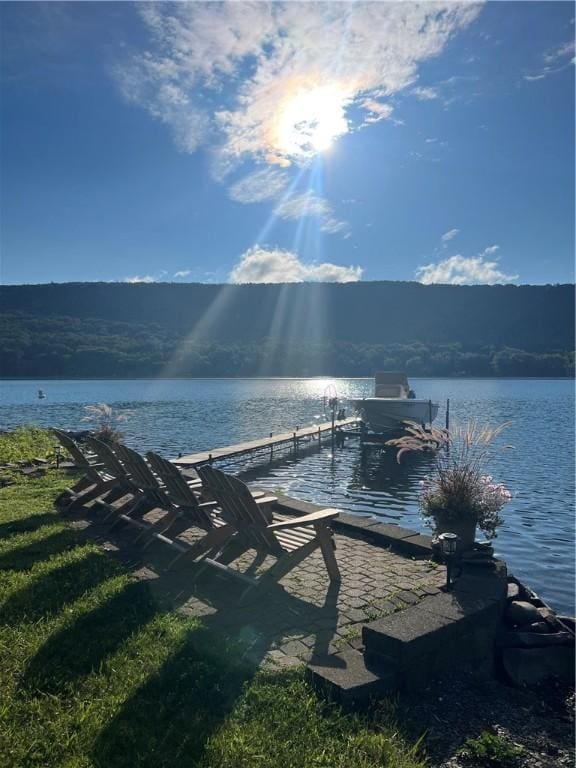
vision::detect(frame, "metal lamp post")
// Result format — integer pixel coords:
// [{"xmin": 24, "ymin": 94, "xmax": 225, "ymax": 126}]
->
[{"xmin": 438, "ymin": 532, "xmax": 459, "ymax": 591}]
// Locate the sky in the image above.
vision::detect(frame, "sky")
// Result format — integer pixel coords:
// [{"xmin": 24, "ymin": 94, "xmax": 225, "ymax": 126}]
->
[{"xmin": 0, "ymin": 1, "xmax": 574, "ymax": 287}]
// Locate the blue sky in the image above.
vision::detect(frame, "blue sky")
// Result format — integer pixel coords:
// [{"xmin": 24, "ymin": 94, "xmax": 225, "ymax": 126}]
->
[{"xmin": 1, "ymin": 1, "xmax": 574, "ymax": 286}]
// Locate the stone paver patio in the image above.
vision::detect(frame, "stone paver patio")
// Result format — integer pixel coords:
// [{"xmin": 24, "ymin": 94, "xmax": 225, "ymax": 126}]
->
[
  {"xmin": 74, "ymin": 498, "xmax": 446, "ymax": 670},
  {"xmin": 177, "ymin": 528, "xmax": 446, "ymax": 667}
]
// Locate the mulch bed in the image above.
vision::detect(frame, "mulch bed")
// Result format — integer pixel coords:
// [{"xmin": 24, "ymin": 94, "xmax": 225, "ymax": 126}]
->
[{"xmin": 400, "ymin": 671, "xmax": 574, "ymax": 768}]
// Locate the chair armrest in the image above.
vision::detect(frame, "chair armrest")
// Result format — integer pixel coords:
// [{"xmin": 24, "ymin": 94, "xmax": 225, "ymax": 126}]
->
[
  {"xmin": 267, "ymin": 508, "xmax": 340, "ymax": 531},
  {"xmin": 255, "ymin": 495, "xmax": 277, "ymax": 506}
]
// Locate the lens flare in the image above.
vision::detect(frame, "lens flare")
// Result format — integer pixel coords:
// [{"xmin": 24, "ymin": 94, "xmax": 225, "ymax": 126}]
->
[{"xmin": 274, "ymin": 83, "xmax": 349, "ymax": 161}]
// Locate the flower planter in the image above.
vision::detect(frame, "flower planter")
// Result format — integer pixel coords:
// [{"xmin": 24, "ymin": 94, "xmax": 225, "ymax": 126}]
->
[{"xmin": 433, "ymin": 516, "xmax": 477, "ymax": 555}]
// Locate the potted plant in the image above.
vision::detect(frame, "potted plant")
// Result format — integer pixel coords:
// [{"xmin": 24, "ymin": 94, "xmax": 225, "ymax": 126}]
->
[{"xmin": 387, "ymin": 421, "xmax": 513, "ymax": 553}]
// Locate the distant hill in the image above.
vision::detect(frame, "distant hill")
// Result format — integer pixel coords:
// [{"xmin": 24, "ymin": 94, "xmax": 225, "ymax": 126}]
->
[{"xmin": 0, "ymin": 281, "xmax": 573, "ymax": 378}]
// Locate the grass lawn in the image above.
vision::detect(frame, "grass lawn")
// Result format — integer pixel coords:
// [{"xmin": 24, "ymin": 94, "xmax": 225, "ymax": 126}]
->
[{"xmin": 0, "ymin": 430, "xmax": 426, "ymax": 768}]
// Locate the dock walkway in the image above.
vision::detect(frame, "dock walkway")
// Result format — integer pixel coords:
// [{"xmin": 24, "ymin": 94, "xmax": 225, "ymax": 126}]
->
[{"xmin": 174, "ymin": 416, "xmax": 358, "ymax": 468}]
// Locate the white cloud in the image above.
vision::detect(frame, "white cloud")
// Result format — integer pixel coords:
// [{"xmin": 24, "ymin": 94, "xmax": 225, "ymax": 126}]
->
[
  {"xmin": 524, "ymin": 39, "xmax": 575, "ymax": 82},
  {"xmin": 116, "ymin": 2, "xmax": 481, "ymax": 169},
  {"xmin": 361, "ymin": 99, "xmax": 394, "ymax": 124},
  {"xmin": 543, "ymin": 40, "xmax": 575, "ymax": 64},
  {"xmin": 124, "ymin": 269, "xmax": 168, "ymax": 283},
  {"xmin": 481, "ymin": 244, "xmax": 499, "ymax": 256},
  {"xmin": 229, "ymin": 245, "xmax": 362, "ymax": 284},
  {"xmin": 412, "ymin": 74, "xmax": 480, "ymax": 108},
  {"xmin": 412, "ymin": 86, "xmax": 440, "ymax": 101},
  {"xmin": 124, "ymin": 275, "xmax": 156, "ymax": 284},
  {"xmin": 416, "ymin": 254, "xmax": 518, "ymax": 285},
  {"xmin": 228, "ymin": 168, "xmax": 289, "ymax": 203},
  {"xmin": 523, "ymin": 73, "xmax": 547, "ymax": 82},
  {"xmin": 441, "ymin": 228, "xmax": 460, "ymax": 243},
  {"xmin": 274, "ymin": 191, "xmax": 347, "ymax": 234},
  {"xmin": 174, "ymin": 270, "xmax": 192, "ymax": 278}
]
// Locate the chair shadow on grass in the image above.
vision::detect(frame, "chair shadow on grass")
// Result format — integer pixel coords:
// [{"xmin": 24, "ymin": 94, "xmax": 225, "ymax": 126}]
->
[
  {"xmin": 22, "ymin": 579, "xmax": 160, "ymax": 695},
  {"xmin": 91, "ymin": 621, "xmax": 255, "ymax": 768},
  {"xmin": 14, "ymin": 494, "xmax": 343, "ymax": 768},
  {"xmin": 0, "ymin": 549, "xmax": 118, "ymax": 626},
  {"xmin": 91, "ymin": 565, "xmax": 341, "ymax": 768},
  {"xmin": 0, "ymin": 512, "xmax": 60, "ymax": 541},
  {"xmin": 0, "ymin": 528, "xmax": 80, "ymax": 571}
]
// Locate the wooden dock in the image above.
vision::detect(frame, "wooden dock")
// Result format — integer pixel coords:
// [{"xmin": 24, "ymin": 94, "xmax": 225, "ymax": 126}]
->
[{"xmin": 174, "ymin": 416, "xmax": 358, "ymax": 468}]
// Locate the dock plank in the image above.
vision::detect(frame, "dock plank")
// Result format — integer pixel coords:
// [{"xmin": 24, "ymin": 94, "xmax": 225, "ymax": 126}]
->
[{"xmin": 174, "ymin": 416, "xmax": 358, "ymax": 467}]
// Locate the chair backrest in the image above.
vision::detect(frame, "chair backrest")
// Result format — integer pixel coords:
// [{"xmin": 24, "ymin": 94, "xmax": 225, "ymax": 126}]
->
[
  {"xmin": 52, "ymin": 428, "xmax": 93, "ymax": 469},
  {"xmin": 146, "ymin": 452, "xmax": 213, "ymax": 528},
  {"xmin": 197, "ymin": 465, "xmax": 280, "ymax": 553},
  {"xmin": 85, "ymin": 436, "xmax": 130, "ymax": 482},
  {"xmin": 112, "ymin": 443, "xmax": 169, "ymax": 508}
]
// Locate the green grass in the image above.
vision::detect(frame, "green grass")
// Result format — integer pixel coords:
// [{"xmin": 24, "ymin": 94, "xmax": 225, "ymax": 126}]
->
[
  {"xmin": 0, "ymin": 426, "xmax": 60, "ymax": 466},
  {"xmin": 0, "ymin": 431, "xmax": 426, "ymax": 768},
  {"xmin": 459, "ymin": 731, "xmax": 524, "ymax": 767}
]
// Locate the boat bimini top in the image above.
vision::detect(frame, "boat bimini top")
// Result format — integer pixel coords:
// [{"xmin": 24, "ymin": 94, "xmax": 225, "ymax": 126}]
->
[{"xmin": 374, "ymin": 372, "xmax": 410, "ymax": 399}]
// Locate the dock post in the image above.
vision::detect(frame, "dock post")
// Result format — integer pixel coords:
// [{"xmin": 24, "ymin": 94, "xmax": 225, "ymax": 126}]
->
[
  {"xmin": 293, "ymin": 431, "xmax": 297, "ymax": 456},
  {"xmin": 445, "ymin": 398, "xmax": 450, "ymax": 431},
  {"xmin": 269, "ymin": 432, "xmax": 273, "ymax": 463},
  {"xmin": 428, "ymin": 399, "xmax": 432, "ymax": 427},
  {"xmin": 331, "ymin": 409, "xmax": 335, "ymax": 451},
  {"xmin": 318, "ymin": 425, "xmax": 321, "ymax": 449},
  {"xmin": 209, "ymin": 453, "xmax": 213, "ymax": 465}
]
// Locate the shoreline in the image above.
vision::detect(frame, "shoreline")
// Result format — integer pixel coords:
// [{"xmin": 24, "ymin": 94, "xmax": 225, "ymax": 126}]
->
[{"xmin": 2, "ymin": 376, "xmax": 574, "ymax": 382}]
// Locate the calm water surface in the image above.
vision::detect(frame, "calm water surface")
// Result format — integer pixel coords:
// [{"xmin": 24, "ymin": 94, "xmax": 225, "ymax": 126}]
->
[{"xmin": 1, "ymin": 378, "xmax": 574, "ymax": 615}]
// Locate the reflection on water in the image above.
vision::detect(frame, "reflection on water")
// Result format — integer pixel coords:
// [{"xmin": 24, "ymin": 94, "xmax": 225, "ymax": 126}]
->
[{"xmin": 0, "ymin": 377, "xmax": 574, "ymax": 615}]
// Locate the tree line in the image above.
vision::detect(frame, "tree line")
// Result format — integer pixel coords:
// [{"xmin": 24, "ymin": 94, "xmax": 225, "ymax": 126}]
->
[
  {"xmin": 1, "ymin": 280, "xmax": 573, "ymax": 351},
  {"xmin": 1, "ymin": 311, "xmax": 572, "ymax": 378}
]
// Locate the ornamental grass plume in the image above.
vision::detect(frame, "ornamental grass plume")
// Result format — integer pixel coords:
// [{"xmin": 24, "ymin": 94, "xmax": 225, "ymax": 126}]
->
[
  {"xmin": 387, "ymin": 420, "xmax": 513, "ymax": 538},
  {"xmin": 81, "ymin": 403, "xmax": 131, "ymax": 444}
]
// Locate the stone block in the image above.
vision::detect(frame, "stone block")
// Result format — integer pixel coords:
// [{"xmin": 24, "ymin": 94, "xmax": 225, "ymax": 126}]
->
[
  {"xmin": 397, "ymin": 654, "xmax": 436, "ymax": 691},
  {"xmin": 362, "ymin": 605, "xmax": 454, "ymax": 663},
  {"xmin": 419, "ymin": 590, "xmax": 501, "ymax": 630},
  {"xmin": 502, "ymin": 646, "xmax": 576, "ymax": 686},
  {"xmin": 393, "ymin": 534, "xmax": 433, "ymax": 556},
  {"xmin": 306, "ymin": 649, "xmax": 396, "ymax": 704},
  {"xmin": 334, "ymin": 513, "xmax": 378, "ymax": 532},
  {"xmin": 454, "ymin": 564, "xmax": 507, "ymax": 603},
  {"xmin": 368, "ymin": 523, "xmax": 421, "ymax": 542}
]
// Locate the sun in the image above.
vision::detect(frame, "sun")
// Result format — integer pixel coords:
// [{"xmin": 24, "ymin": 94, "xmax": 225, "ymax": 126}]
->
[{"xmin": 274, "ymin": 83, "xmax": 349, "ymax": 161}]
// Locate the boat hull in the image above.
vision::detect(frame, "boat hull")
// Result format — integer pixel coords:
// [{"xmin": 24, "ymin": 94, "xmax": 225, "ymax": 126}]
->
[{"xmin": 349, "ymin": 398, "xmax": 439, "ymax": 433}]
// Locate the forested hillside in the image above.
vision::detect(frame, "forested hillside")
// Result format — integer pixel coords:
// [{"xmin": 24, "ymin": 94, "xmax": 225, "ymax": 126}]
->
[{"xmin": 0, "ymin": 282, "xmax": 573, "ymax": 378}]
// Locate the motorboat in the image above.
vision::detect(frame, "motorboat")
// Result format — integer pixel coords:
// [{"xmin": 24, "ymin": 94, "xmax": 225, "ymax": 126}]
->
[{"xmin": 349, "ymin": 372, "xmax": 439, "ymax": 433}]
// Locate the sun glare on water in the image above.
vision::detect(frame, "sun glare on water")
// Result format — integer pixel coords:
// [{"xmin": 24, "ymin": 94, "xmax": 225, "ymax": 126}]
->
[{"xmin": 275, "ymin": 84, "xmax": 349, "ymax": 161}]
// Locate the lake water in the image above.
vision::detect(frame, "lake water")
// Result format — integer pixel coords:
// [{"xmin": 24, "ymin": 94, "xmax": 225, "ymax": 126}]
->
[{"xmin": 1, "ymin": 378, "xmax": 574, "ymax": 615}]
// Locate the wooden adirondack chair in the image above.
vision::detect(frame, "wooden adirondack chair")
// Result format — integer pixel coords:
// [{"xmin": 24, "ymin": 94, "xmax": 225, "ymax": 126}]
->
[
  {"xmin": 108, "ymin": 443, "xmax": 182, "ymax": 541},
  {"xmin": 83, "ymin": 436, "xmax": 145, "ymax": 522},
  {"xmin": 146, "ymin": 451, "xmax": 236, "ymax": 567},
  {"xmin": 52, "ymin": 428, "xmax": 121, "ymax": 510},
  {"xmin": 106, "ymin": 444, "xmax": 224, "ymax": 563},
  {"xmin": 196, "ymin": 464, "xmax": 341, "ymax": 602}
]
